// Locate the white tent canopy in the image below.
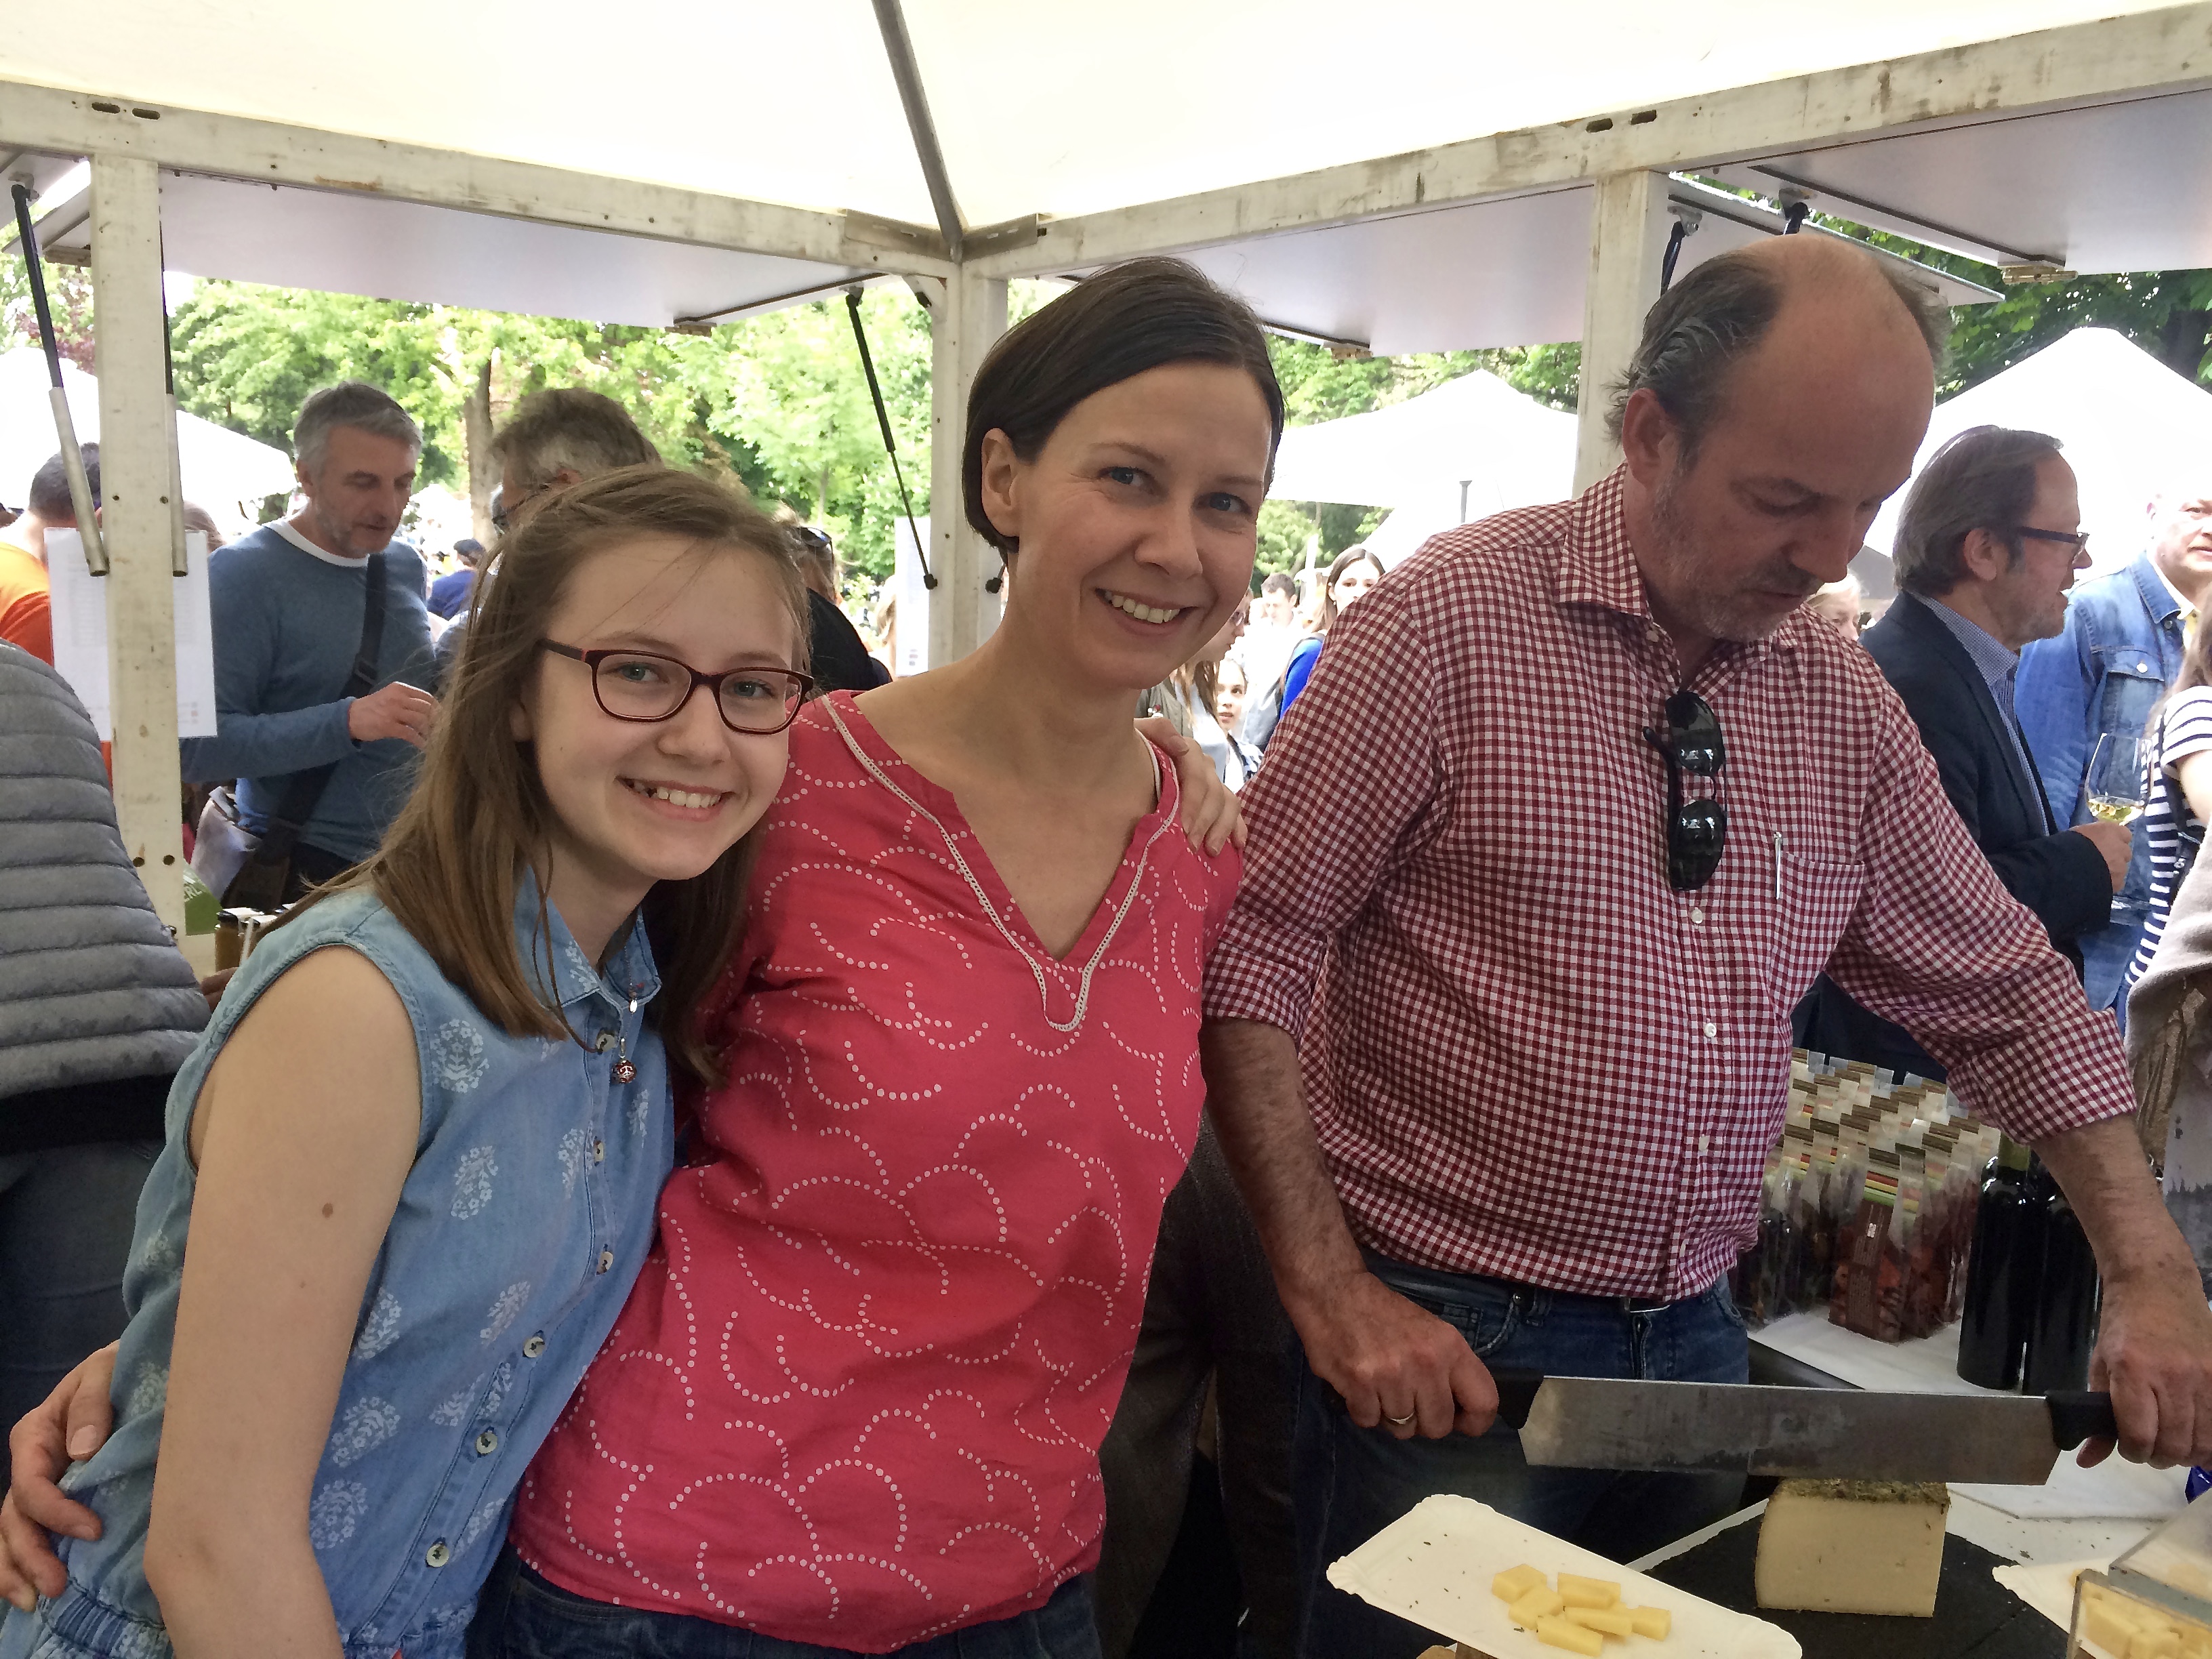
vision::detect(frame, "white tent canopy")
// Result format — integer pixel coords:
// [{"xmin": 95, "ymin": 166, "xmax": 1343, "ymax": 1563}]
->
[
  {"xmin": 1266, "ymin": 371, "xmax": 1578, "ymax": 566},
  {"xmin": 0, "ymin": 347, "xmax": 295, "ymax": 524},
  {"xmin": 1868, "ymin": 328, "xmax": 2212, "ymax": 578}
]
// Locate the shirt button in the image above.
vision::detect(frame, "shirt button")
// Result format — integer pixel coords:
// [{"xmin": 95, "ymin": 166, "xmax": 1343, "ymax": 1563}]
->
[
  {"xmin": 1688, "ymin": 906, "xmax": 1706, "ymax": 925},
  {"xmin": 522, "ymin": 1333, "xmax": 546, "ymax": 1358},
  {"xmin": 1702, "ymin": 1020, "xmax": 1718, "ymax": 1039},
  {"xmin": 475, "ymin": 1429, "xmax": 499, "ymax": 1456},
  {"xmin": 426, "ymin": 1540, "xmax": 451, "ymax": 1568},
  {"xmin": 592, "ymin": 1138, "xmax": 605, "ymax": 1163},
  {"xmin": 598, "ymin": 1248, "xmax": 614, "ymax": 1273},
  {"xmin": 594, "ymin": 1031, "xmax": 616, "ymax": 1052}
]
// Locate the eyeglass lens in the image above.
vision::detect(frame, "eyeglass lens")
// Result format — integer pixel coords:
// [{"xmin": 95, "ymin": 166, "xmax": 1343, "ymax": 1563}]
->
[{"xmin": 593, "ymin": 652, "xmax": 803, "ymax": 733}]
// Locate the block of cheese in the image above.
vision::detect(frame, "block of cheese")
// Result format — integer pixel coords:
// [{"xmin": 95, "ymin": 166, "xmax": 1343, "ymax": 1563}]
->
[
  {"xmin": 1559, "ymin": 1572, "xmax": 1622, "ymax": 1609},
  {"xmin": 1755, "ymin": 1479, "xmax": 1948, "ymax": 1617},
  {"xmin": 1628, "ymin": 1605, "xmax": 1673, "ymax": 1639},
  {"xmin": 1511, "ymin": 1584, "xmax": 1568, "ymax": 1625},
  {"xmin": 1536, "ymin": 1616, "xmax": 1605, "ymax": 1656},
  {"xmin": 1565, "ymin": 1604, "xmax": 1634, "ymax": 1637},
  {"xmin": 1493, "ymin": 1565, "xmax": 1547, "ymax": 1603}
]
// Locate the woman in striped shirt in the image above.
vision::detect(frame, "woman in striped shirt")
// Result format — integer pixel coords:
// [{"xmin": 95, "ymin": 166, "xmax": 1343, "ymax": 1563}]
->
[{"xmin": 2131, "ymin": 627, "xmax": 2212, "ymax": 988}]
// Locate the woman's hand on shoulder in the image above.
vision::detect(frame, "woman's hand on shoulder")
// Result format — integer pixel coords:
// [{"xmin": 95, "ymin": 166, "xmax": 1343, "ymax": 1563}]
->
[{"xmin": 1138, "ymin": 716, "xmax": 1246, "ymax": 857}]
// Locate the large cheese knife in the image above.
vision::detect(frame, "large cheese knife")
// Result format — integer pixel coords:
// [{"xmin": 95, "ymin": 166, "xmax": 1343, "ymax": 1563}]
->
[{"xmin": 1496, "ymin": 1372, "xmax": 2118, "ymax": 1485}]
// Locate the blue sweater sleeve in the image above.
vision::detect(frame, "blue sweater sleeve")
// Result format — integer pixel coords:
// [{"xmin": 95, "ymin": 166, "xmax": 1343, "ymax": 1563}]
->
[
  {"xmin": 178, "ymin": 550, "xmax": 356, "ymax": 783},
  {"xmin": 1279, "ymin": 636, "xmax": 1324, "ymax": 713}
]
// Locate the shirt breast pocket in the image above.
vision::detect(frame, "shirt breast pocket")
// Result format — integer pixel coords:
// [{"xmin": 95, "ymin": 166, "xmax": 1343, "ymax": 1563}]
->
[
  {"xmin": 2094, "ymin": 651, "xmax": 2165, "ymax": 742},
  {"xmin": 1763, "ymin": 850, "xmax": 1867, "ymax": 1016}
]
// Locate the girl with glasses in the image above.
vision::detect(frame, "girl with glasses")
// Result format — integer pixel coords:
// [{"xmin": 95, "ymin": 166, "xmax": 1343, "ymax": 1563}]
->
[{"xmin": 0, "ymin": 467, "xmax": 813, "ymax": 1659}]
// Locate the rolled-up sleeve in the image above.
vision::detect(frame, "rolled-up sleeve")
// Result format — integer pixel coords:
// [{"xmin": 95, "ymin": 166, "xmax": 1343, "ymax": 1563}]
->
[
  {"xmin": 1203, "ymin": 584, "xmax": 1447, "ymax": 1036},
  {"xmin": 1827, "ymin": 690, "xmax": 2134, "ymax": 1143}
]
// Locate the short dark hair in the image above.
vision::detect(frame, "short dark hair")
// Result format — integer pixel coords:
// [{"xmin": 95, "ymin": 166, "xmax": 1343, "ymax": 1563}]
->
[
  {"xmin": 28, "ymin": 444, "xmax": 98, "ymax": 524},
  {"xmin": 490, "ymin": 388, "xmax": 659, "ymax": 490},
  {"xmin": 1605, "ymin": 244, "xmax": 1952, "ymax": 455},
  {"xmin": 295, "ymin": 382, "xmax": 421, "ymax": 472},
  {"xmin": 1893, "ymin": 426, "xmax": 2065, "ymax": 598},
  {"xmin": 1260, "ymin": 571, "xmax": 1297, "ymax": 600},
  {"xmin": 962, "ymin": 257, "xmax": 1284, "ymax": 558}
]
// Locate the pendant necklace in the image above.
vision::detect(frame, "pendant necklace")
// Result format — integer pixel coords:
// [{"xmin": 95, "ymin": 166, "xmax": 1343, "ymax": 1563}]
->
[{"xmin": 611, "ymin": 997, "xmax": 639, "ymax": 1084}]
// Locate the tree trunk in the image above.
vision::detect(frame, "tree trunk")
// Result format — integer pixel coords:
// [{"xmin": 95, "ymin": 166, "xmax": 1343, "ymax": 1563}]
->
[{"xmin": 463, "ymin": 357, "xmax": 496, "ymax": 545}]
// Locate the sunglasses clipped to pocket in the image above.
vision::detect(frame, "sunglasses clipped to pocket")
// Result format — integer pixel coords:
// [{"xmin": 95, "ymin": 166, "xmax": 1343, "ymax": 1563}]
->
[{"xmin": 1642, "ymin": 690, "xmax": 1727, "ymax": 892}]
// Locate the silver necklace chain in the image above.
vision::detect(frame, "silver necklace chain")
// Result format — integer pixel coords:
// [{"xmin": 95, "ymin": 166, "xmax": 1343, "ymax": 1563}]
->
[{"xmin": 825, "ymin": 699, "xmax": 1171, "ymax": 1035}]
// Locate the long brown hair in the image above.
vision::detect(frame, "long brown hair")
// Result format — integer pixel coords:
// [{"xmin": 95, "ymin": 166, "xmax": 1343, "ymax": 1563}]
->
[
  {"xmin": 1315, "ymin": 545, "xmax": 1382, "ymax": 635},
  {"xmin": 287, "ymin": 464, "xmax": 809, "ymax": 1085}
]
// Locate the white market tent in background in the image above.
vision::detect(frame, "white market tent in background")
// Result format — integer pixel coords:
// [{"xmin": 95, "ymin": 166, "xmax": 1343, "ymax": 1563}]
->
[
  {"xmin": 1868, "ymin": 327, "xmax": 2212, "ymax": 577},
  {"xmin": 5, "ymin": 0, "xmax": 2212, "ymax": 935},
  {"xmin": 1265, "ymin": 371, "xmax": 1578, "ymax": 567},
  {"xmin": 0, "ymin": 347, "xmax": 293, "ymax": 524}
]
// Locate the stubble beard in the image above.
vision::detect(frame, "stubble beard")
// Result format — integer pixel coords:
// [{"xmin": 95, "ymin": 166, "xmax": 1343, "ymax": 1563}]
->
[{"xmin": 1650, "ymin": 466, "xmax": 1820, "ymax": 647}]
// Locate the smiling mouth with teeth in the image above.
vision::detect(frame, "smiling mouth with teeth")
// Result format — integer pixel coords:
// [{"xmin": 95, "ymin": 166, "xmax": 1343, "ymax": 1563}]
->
[
  {"xmin": 1100, "ymin": 588, "xmax": 1190, "ymax": 626},
  {"xmin": 624, "ymin": 779, "xmax": 728, "ymax": 810}
]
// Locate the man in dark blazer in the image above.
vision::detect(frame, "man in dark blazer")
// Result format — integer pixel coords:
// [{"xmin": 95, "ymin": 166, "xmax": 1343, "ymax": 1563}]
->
[{"xmin": 1801, "ymin": 425, "xmax": 2129, "ymax": 1077}]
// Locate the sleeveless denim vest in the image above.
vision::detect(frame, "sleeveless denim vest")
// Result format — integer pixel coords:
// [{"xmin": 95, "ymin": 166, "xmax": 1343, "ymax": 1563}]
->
[{"xmin": 1, "ymin": 881, "xmax": 672, "ymax": 1659}]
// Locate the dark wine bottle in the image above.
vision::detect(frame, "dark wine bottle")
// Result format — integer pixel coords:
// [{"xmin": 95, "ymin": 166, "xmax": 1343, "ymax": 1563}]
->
[
  {"xmin": 1957, "ymin": 1137, "xmax": 2039, "ymax": 1389},
  {"xmin": 2025, "ymin": 1183, "xmax": 2100, "ymax": 1395}
]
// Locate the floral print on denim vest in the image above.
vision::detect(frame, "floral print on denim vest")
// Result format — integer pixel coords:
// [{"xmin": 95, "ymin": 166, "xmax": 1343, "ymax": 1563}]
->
[{"xmin": 0, "ymin": 880, "xmax": 672, "ymax": 1659}]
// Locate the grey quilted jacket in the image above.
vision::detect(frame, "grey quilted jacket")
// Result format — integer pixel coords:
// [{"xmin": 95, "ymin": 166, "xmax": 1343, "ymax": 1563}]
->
[{"xmin": 1, "ymin": 642, "xmax": 207, "ymax": 1153}]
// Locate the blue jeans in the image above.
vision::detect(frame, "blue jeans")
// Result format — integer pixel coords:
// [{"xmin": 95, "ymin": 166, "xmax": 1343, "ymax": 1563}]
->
[
  {"xmin": 1292, "ymin": 1256, "xmax": 1751, "ymax": 1659},
  {"xmin": 466, "ymin": 1548, "xmax": 1103, "ymax": 1659},
  {"xmin": 0, "ymin": 1142, "xmax": 159, "ymax": 1436}
]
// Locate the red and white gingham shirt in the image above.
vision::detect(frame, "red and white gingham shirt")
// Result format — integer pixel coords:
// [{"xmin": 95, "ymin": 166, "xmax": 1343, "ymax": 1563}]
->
[{"xmin": 1204, "ymin": 470, "xmax": 2133, "ymax": 1300}]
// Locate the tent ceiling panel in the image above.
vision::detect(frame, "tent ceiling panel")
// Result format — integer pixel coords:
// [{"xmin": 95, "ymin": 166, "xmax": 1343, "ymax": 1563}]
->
[
  {"xmin": 152, "ymin": 172, "xmax": 874, "ymax": 330},
  {"xmin": 1708, "ymin": 88, "xmax": 2212, "ymax": 274},
  {"xmin": 0, "ymin": 0, "xmax": 2189, "ymax": 230},
  {"xmin": 1080, "ymin": 182, "xmax": 1995, "ymax": 357}
]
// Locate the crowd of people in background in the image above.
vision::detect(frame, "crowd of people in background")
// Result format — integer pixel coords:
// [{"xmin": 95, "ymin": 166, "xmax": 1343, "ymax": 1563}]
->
[{"xmin": 3, "ymin": 237, "xmax": 2212, "ymax": 1659}]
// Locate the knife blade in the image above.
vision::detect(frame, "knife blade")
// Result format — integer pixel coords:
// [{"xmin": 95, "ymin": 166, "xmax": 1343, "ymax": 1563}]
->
[{"xmin": 1511, "ymin": 1374, "xmax": 2118, "ymax": 1484}]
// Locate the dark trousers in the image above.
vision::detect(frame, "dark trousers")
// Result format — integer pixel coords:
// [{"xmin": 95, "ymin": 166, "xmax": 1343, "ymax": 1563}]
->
[
  {"xmin": 0, "ymin": 1141, "xmax": 160, "ymax": 1434},
  {"xmin": 466, "ymin": 1549, "xmax": 1102, "ymax": 1659},
  {"xmin": 1292, "ymin": 1256, "xmax": 1751, "ymax": 1659},
  {"xmin": 1094, "ymin": 1116, "xmax": 1298, "ymax": 1659},
  {"xmin": 283, "ymin": 840, "xmax": 356, "ymax": 902}
]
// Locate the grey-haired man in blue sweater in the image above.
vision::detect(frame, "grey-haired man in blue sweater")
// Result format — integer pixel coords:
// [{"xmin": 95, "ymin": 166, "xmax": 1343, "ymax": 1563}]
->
[{"xmin": 181, "ymin": 382, "xmax": 436, "ymax": 896}]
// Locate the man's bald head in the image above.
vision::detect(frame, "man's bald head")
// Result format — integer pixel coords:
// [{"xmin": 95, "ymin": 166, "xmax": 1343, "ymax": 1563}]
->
[{"xmin": 1607, "ymin": 235, "xmax": 1948, "ymax": 457}]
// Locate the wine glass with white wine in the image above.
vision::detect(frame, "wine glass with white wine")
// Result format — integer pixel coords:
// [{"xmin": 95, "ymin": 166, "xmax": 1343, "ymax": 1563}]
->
[{"xmin": 2086, "ymin": 731, "xmax": 2150, "ymax": 825}]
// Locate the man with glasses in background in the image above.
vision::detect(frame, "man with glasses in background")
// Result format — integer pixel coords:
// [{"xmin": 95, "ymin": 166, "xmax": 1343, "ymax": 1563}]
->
[
  {"xmin": 1801, "ymin": 427, "xmax": 2123, "ymax": 1081},
  {"xmin": 1199, "ymin": 236, "xmax": 2212, "ymax": 1658},
  {"xmin": 2020, "ymin": 476, "xmax": 2212, "ymax": 1018}
]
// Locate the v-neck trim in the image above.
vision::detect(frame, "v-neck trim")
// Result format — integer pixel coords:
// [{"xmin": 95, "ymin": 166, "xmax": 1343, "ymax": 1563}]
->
[{"xmin": 820, "ymin": 691, "xmax": 1177, "ymax": 970}]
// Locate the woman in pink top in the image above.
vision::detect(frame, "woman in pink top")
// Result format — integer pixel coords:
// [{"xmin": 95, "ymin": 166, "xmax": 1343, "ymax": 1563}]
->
[{"xmin": 473, "ymin": 260, "xmax": 1282, "ymax": 1657}]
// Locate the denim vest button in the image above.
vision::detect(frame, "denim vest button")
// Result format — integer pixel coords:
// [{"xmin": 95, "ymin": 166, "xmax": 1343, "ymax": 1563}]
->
[
  {"xmin": 598, "ymin": 1248, "xmax": 614, "ymax": 1273},
  {"xmin": 592, "ymin": 1138, "xmax": 605, "ymax": 1163},
  {"xmin": 426, "ymin": 1540, "xmax": 451, "ymax": 1568},
  {"xmin": 523, "ymin": 1333, "xmax": 547, "ymax": 1358},
  {"xmin": 594, "ymin": 1031, "xmax": 616, "ymax": 1052},
  {"xmin": 475, "ymin": 1429, "xmax": 498, "ymax": 1456}
]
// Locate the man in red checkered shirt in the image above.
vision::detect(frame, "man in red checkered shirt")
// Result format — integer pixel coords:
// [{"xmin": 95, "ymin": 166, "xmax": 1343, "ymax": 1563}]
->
[{"xmin": 1202, "ymin": 234, "xmax": 2212, "ymax": 1656}]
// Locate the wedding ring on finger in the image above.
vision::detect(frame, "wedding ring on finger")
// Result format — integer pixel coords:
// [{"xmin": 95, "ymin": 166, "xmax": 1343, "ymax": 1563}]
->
[{"xmin": 1385, "ymin": 1412, "xmax": 1416, "ymax": 1427}]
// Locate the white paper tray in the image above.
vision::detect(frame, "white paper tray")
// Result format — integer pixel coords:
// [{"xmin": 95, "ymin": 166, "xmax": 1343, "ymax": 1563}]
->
[{"xmin": 1328, "ymin": 1494, "xmax": 1801, "ymax": 1659}]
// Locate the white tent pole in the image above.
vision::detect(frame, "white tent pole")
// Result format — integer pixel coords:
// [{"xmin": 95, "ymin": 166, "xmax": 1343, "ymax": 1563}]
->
[
  {"xmin": 1574, "ymin": 170, "xmax": 1672, "ymax": 494},
  {"xmin": 89, "ymin": 152, "xmax": 186, "ymax": 935},
  {"xmin": 927, "ymin": 268, "xmax": 1006, "ymax": 667}
]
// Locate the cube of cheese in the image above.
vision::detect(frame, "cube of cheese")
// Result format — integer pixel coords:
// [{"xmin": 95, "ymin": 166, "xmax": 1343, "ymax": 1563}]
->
[
  {"xmin": 1755, "ymin": 1479, "xmax": 1948, "ymax": 1617},
  {"xmin": 1511, "ymin": 1586, "xmax": 1568, "ymax": 1625},
  {"xmin": 1493, "ymin": 1565, "xmax": 1547, "ymax": 1603},
  {"xmin": 1536, "ymin": 1616, "xmax": 1605, "ymax": 1656},
  {"xmin": 1559, "ymin": 1573, "xmax": 1622, "ymax": 1610},
  {"xmin": 2135, "ymin": 1629, "xmax": 2184, "ymax": 1659},
  {"xmin": 1627, "ymin": 1606, "xmax": 1672, "ymax": 1640},
  {"xmin": 1565, "ymin": 1605, "xmax": 1634, "ymax": 1637}
]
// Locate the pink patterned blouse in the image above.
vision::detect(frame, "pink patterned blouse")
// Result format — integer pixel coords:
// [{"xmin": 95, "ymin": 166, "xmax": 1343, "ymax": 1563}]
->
[{"xmin": 509, "ymin": 692, "xmax": 1240, "ymax": 1651}]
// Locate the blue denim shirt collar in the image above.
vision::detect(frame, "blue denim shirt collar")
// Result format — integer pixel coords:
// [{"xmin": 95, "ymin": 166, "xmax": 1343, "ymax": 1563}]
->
[
  {"xmin": 2130, "ymin": 554, "xmax": 2187, "ymax": 627},
  {"xmin": 513, "ymin": 867, "xmax": 661, "ymax": 1015}
]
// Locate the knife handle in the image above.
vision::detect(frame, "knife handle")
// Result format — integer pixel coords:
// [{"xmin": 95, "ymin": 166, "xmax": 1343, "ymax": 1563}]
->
[
  {"xmin": 1490, "ymin": 1368, "xmax": 1544, "ymax": 1431},
  {"xmin": 2047, "ymin": 1391, "xmax": 2118, "ymax": 1450}
]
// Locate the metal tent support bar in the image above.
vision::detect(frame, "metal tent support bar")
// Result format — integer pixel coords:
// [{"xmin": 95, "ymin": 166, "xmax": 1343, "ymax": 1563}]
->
[
  {"xmin": 845, "ymin": 286, "xmax": 935, "ymax": 590},
  {"xmin": 869, "ymin": 0, "xmax": 966, "ymax": 262},
  {"xmin": 9, "ymin": 180, "xmax": 106, "ymax": 574}
]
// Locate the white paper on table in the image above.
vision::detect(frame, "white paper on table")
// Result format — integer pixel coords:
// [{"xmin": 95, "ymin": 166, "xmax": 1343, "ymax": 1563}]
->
[
  {"xmin": 45, "ymin": 528, "xmax": 218, "ymax": 738},
  {"xmin": 1328, "ymin": 1493, "xmax": 1799, "ymax": 1658}
]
